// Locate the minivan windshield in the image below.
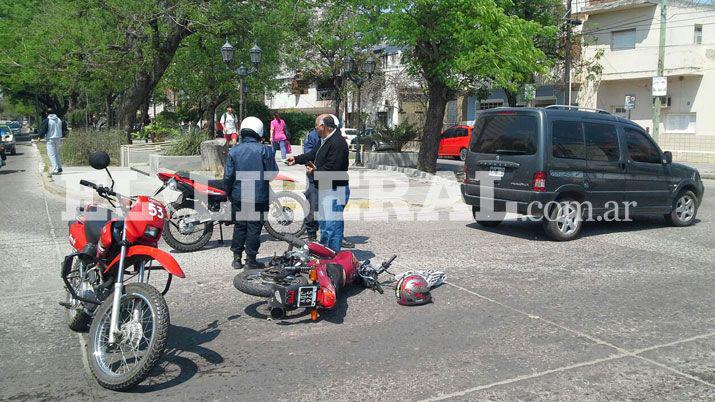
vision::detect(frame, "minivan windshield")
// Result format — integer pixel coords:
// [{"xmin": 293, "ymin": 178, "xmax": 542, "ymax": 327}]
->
[{"xmin": 471, "ymin": 114, "xmax": 538, "ymax": 155}]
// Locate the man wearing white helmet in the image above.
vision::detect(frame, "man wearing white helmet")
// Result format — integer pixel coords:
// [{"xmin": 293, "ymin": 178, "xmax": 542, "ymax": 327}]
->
[{"xmin": 223, "ymin": 116, "xmax": 278, "ymax": 269}]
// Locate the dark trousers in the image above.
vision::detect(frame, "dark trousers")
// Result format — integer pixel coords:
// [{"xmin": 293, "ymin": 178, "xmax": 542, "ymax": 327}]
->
[
  {"xmin": 230, "ymin": 201, "xmax": 267, "ymax": 258},
  {"xmin": 304, "ymin": 177, "xmax": 319, "ymax": 236}
]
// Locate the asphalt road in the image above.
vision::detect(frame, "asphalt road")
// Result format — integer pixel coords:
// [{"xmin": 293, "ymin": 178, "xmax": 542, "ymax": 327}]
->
[{"xmin": 1, "ymin": 142, "xmax": 713, "ymax": 400}]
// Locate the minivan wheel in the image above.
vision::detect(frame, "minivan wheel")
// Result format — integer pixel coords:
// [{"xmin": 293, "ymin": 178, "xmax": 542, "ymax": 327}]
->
[
  {"xmin": 665, "ymin": 190, "xmax": 698, "ymax": 227},
  {"xmin": 543, "ymin": 198, "xmax": 583, "ymax": 241},
  {"xmin": 473, "ymin": 206, "xmax": 503, "ymax": 227},
  {"xmin": 459, "ymin": 148, "xmax": 467, "ymax": 161}
]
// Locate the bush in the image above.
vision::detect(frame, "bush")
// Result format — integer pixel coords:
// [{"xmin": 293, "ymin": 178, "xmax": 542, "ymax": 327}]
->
[
  {"xmin": 280, "ymin": 111, "xmax": 316, "ymax": 144},
  {"xmin": 133, "ymin": 118, "xmax": 180, "ymax": 142},
  {"xmin": 246, "ymin": 100, "xmax": 272, "ymax": 126},
  {"xmin": 60, "ymin": 129, "xmax": 129, "ymax": 166},
  {"xmin": 165, "ymin": 129, "xmax": 208, "ymax": 156},
  {"xmin": 378, "ymin": 122, "xmax": 419, "ymax": 152}
]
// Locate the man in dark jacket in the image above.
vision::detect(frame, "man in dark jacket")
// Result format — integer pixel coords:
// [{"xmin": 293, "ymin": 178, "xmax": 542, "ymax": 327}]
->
[
  {"xmin": 287, "ymin": 114, "xmax": 350, "ymax": 251},
  {"xmin": 224, "ymin": 116, "xmax": 278, "ymax": 269}
]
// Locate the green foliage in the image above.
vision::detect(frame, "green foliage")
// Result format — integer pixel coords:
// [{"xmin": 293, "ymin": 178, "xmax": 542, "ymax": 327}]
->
[
  {"xmin": 246, "ymin": 100, "xmax": 272, "ymax": 127},
  {"xmin": 133, "ymin": 118, "xmax": 180, "ymax": 143},
  {"xmin": 60, "ymin": 129, "xmax": 128, "ymax": 166},
  {"xmin": 377, "ymin": 122, "xmax": 419, "ymax": 152},
  {"xmin": 280, "ymin": 111, "xmax": 317, "ymax": 144},
  {"xmin": 155, "ymin": 111, "xmax": 180, "ymax": 126},
  {"xmin": 165, "ymin": 129, "xmax": 208, "ymax": 156}
]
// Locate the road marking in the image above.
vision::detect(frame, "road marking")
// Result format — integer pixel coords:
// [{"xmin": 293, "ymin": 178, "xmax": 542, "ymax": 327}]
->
[{"xmin": 434, "ymin": 282, "xmax": 715, "ymax": 399}]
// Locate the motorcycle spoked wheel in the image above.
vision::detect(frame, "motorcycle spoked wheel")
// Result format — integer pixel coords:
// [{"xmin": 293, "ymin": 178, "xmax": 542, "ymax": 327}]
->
[
  {"xmin": 87, "ymin": 283, "xmax": 169, "ymax": 391},
  {"xmin": 163, "ymin": 203, "xmax": 214, "ymax": 252},
  {"xmin": 233, "ymin": 268, "xmax": 309, "ymax": 298},
  {"xmin": 263, "ymin": 191, "xmax": 308, "ymax": 240},
  {"xmin": 65, "ymin": 260, "xmax": 92, "ymax": 332}
]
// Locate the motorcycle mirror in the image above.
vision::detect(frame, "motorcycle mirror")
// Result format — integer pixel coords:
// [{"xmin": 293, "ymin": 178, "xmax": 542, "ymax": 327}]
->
[{"xmin": 89, "ymin": 151, "xmax": 110, "ymax": 170}]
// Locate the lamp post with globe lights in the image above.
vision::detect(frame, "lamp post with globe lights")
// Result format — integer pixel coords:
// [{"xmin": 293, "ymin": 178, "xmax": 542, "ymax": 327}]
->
[{"xmin": 221, "ymin": 40, "xmax": 262, "ymax": 122}]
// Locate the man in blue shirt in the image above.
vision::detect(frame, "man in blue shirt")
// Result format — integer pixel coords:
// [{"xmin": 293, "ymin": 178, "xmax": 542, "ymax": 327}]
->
[
  {"xmin": 224, "ymin": 116, "xmax": 278, "ymax": 269},
  {"xmin": 302, "ymin": 129, "xmax": 320, "ymax": 241}
]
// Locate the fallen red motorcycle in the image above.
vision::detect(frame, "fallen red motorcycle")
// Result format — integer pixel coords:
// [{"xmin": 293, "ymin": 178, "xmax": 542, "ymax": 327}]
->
[
  {"xmin": 233, "ymin": 234, "xmax": 396, "ymax": 320},
  {"xmin": 156, "ymin": 171, "xmax": 308, "ymax": 252},
  {"xmin": 62, "ymin": 151, "xmax": 184, "ymax": 391}
]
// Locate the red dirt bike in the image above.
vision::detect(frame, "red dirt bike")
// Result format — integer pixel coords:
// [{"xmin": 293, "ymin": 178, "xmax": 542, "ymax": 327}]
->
[
  {"xmin": 61, "ymin": 151, "xmax": 184, "ymax": 391},
  {"xmin": 233, "ymin": 234, "xmax": 396, "ymax": 320},
  {"xmin": 156, "ymin": 171, "xmax": 308, "ymax": 252}
]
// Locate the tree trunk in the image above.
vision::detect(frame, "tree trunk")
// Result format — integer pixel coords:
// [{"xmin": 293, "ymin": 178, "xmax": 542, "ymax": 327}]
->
[
  {"xmin": 417, "ymin": 82, "xmax": 449, "ymax": 174},
  {"xmin": 200, "ymin": 139, "xmax": 229, "ymax": 175},
  {"xmin": 505, "ymin": 89, "xmax": 518, "ymax": 107},
  {"xmin": 118, "ymin": 23, "xmax": 191, "ymax": 141}
]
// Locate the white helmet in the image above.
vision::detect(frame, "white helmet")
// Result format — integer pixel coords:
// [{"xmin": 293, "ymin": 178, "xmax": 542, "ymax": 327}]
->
[{"xmin": 239, "ymin": 116, "xmax": 264, "ymax": 138}]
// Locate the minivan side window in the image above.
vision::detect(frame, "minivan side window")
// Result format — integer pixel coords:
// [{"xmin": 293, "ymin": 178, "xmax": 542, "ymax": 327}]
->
[
  {"xmin": 584, "ymin": 123, "xmax": 620, "ymax": 162},
  {"xmin": 455, "ymin": 128, "xmax": 468, "ymax": 138},
  {"xmin": 625, "ymin": 127, "xmax": 661, "ymax": 164},
  {"xmin": 552, "ymin": 120, "xmax": 585, "ymax": 160},
  {"xmin": 471, "ymin": 114, "xmax": 538, "ymax": 155}
]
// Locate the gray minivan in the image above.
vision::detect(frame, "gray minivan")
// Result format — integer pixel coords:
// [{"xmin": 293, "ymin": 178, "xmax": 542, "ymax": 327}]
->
[{"xmin": 461, "ymin": 106, "xmax": 704, "ymax": 241}]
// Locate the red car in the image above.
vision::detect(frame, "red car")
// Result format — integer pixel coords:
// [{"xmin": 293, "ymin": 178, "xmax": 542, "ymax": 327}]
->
[{"xmin": 438, "ymin": 125, "xmax": 473, "ymax": 161}]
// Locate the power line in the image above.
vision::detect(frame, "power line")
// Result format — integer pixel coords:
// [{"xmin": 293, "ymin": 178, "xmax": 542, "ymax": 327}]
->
[
  {"xmin": 582, "ymin": 14, "xmax": 715, "ymax": 35},
  {"xmin": 581, "ymin": 8, "xmax": 715, "ymax": 35}
]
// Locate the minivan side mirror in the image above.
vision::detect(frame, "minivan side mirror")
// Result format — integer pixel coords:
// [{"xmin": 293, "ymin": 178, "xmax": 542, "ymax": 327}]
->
[{"xmin": 663, "ymin": 151, "xmax": 673, "ymax": 164}]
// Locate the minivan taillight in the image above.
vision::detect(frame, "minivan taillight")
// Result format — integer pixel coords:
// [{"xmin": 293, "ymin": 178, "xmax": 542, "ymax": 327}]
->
[{"xmin": 532, "ymin": 171, "xmax": 547, "ymax": 192}]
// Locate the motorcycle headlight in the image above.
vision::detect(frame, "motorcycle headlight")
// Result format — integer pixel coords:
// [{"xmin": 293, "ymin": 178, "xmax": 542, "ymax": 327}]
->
[
  {"xmin": 168, "ymin": 178, "xmax": 178, "ymax": 190},
  {"xmin": 144, "ymin": 226, "xmax": 160, "ymax": 239}
]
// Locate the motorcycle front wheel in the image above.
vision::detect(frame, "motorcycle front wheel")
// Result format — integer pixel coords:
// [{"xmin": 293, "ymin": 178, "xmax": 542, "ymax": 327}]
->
[
  {"xmin": 234, "ymin": 269, "xmax": 308, "ymax": 298},
  {"xmin": 264, "ymin": 191, "xmax": 308, "ymax": 240},
  {"xmin": 163, "ymin": 203, "xmax": 214, "ymax": 252},
  {"xmin": 87, "ymin": 283, "xmax": 169, "ymax": 391}
]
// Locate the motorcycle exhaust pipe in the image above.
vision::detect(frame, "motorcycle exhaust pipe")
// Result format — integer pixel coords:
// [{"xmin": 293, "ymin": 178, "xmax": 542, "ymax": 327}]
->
[{"xmin": 269, "ymin": 306, "xmax": 286, "ymax": 320}]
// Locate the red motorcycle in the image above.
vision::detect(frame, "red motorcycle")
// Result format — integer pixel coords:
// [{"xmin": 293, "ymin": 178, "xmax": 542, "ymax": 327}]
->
[
  {"xmin": 234, "ymin": 234, "xmax": 396, "ymax": 320},
  {"xmin": 156, "ymin": 171, "xmax": 308, "ymax": 252},
  {"xmin": 62, "ymin": 151, "xmax": 184, "ymax": 391}
]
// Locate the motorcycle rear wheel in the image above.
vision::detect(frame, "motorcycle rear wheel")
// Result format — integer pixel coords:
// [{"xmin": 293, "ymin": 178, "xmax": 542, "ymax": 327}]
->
[
  {"xmin": 87, "ymin": 283, "xmax": 169, "ymax": 391},
  {"xmin": 65, "ymin": 260, "xmax": 92, "ymax": 332},
  {"xmin": 234, "ymin": 269, "xmax": 308, "ymax": 298},
  {"xmin": 264, "ymin": 191, "xmax": 308, "ymax": 240},
  {"xmin": 163, "ymin": 203, "xmax": 214, "ymax": 252}
]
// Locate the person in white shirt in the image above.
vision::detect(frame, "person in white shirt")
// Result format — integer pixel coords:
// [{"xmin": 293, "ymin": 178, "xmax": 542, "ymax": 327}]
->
[{"xmin": 220, "ymin": 105, "xmax": 238, "ymax": 145}]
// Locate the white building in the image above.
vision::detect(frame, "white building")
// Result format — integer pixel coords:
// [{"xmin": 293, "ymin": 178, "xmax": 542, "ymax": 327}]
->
[
  {"xmin": 576, "ymin": 0, "xmax": 715, "ymax": 162},
  {"xmin": 264, "ymin": 75, "xmax": 336, "ymax": 116}
]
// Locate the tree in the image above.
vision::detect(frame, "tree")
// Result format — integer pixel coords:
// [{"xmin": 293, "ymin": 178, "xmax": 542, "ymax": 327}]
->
[{"xmin": 359, "ymin": 0, "xmax": 555, "ymax": 173}]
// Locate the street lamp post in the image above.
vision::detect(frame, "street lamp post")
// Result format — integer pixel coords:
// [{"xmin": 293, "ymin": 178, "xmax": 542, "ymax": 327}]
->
[
  {"xmin": 343, "ymin": 54, "xmax": 376, "ymax": 166},
  {"xmin": 221, "ymin": 40, "xmax": 262, "ymax": 122}
]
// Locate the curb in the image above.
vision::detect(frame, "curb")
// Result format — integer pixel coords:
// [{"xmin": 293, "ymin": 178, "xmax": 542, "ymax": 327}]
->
[
  {"xmin": 370, "ymin": 164, "xmax": 436, "ymax": 180},
  {"xmin": 702, "ymin": 172, "xmax": 715, "ymax": 180},
  {"xmin": 33, "ymin": 142, "xmax": 85, "ymax": 200}
]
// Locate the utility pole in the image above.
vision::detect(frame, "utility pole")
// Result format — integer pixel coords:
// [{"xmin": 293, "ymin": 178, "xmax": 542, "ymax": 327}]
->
[
  {"xmin": 564, "ymin": 0, "xmax": 573, "ymax": 106},
  {"xmin": 652, "ymin": 0, "xmax": 667, "ymax": 142}
]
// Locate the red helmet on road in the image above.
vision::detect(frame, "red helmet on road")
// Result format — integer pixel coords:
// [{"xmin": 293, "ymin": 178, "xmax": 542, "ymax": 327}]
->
[{"xmin": 395, "ymin": 274, "xmax": 432, "ymax": 306}]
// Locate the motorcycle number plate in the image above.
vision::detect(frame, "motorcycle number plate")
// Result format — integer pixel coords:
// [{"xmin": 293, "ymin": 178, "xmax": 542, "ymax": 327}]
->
[{"xmin": 296, "ymin": 286, "xmax": 318, "ymax": 308}]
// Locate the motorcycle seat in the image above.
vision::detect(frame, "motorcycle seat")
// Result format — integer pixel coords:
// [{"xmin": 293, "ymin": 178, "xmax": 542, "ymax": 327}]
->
[
  {"xmin": 84, "ymin": 206, "xmax": 117, "ymax": 243},
  {"xmin": 207, "ymin": 179, "xmax": 225, "ymax": 191}
]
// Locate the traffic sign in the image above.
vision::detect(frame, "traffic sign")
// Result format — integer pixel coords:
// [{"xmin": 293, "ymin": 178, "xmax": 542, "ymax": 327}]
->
[
  {"xmin": 624, "ymin": 95, "xmax": 636, "ymax": 110},
  {"xmin": 652, "ymin": 76, "xmax": 667, "ymax": 97}
]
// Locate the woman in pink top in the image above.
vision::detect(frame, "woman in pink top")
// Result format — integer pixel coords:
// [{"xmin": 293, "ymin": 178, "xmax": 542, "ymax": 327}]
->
[{"xmin": 270, "ymin": 112, "xmax": 290, "ymax": 161}]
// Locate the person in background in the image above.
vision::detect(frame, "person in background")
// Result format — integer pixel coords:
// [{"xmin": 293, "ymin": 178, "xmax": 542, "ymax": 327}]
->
[
  {"xmin": 223, "ymin": 116, "xmax": 278, "ymax": 270},
  {"xmin": 220, "ymin": 105, "xmax": 238, "ymax": 145},
  {"xmin": 302, "ymin": 128, "xmax": 320, "ymax": 241},
  {"xmin": 38, "ymin": 108, "xmax": 67, "ymax": 175},
  {"xmin": 270, "ymin": 111, "xmax": 289, "ymax": 162},
  {"xmin": 287, "ymin": 114, "xmax": 350, "ymax": 251}
]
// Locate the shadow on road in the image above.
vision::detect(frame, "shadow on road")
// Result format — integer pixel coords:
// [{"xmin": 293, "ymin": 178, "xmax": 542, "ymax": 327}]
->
[
  {"xmin": 466, "ymin": 215, "xmax": 698, "ymax": 241},
  {"xmin": 0, "ymin": 169, "xmax": 26, "ymax": 175},
  {"xmin": 134, "ymin": 321, "xmax": 224, "ymax": 392}
]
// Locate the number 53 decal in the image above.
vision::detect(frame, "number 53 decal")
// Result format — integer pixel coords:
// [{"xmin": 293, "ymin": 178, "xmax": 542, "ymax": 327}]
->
[{"xmin": 148, "ymin": 202, "xmax": 165, "ymax": 219}]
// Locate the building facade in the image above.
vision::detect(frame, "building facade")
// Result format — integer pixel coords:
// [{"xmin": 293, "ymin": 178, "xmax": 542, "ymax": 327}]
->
[{"xmin": 577, "ymin": 0, "xmax": 715, "ymax": 162}]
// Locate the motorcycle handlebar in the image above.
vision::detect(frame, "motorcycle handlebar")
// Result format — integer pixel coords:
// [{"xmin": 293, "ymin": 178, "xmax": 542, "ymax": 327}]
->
[
  {"xmin": 383, "ymin": 254, "xmax": 397, "ymax": 268},
  {"xmin": 79, "ymin": 179, "xmax": 98, "ymax": 189}
]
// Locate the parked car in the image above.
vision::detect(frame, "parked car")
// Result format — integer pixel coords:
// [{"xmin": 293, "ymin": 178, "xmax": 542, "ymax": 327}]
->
[
  {"xmin": 341, "ymin": 128, "xmax": 359, "ymax": 145},
  {"xmin": 439, "ymin": 125, "xmax": 474, "ymax": 161},
  {"xmin": 351, "ymin": 128, "xmax": 393, "ymax": 152},
  {"xmin": 461, "ymin": 106, "xmax": 705, "ymax": 241},
  {"xmin": 0, "ymin": 125, "xmax": 16, "ymax": 155},
  {"xmin": 7, "ymin": 121, "xmax": 21, "ymax": 135}
]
